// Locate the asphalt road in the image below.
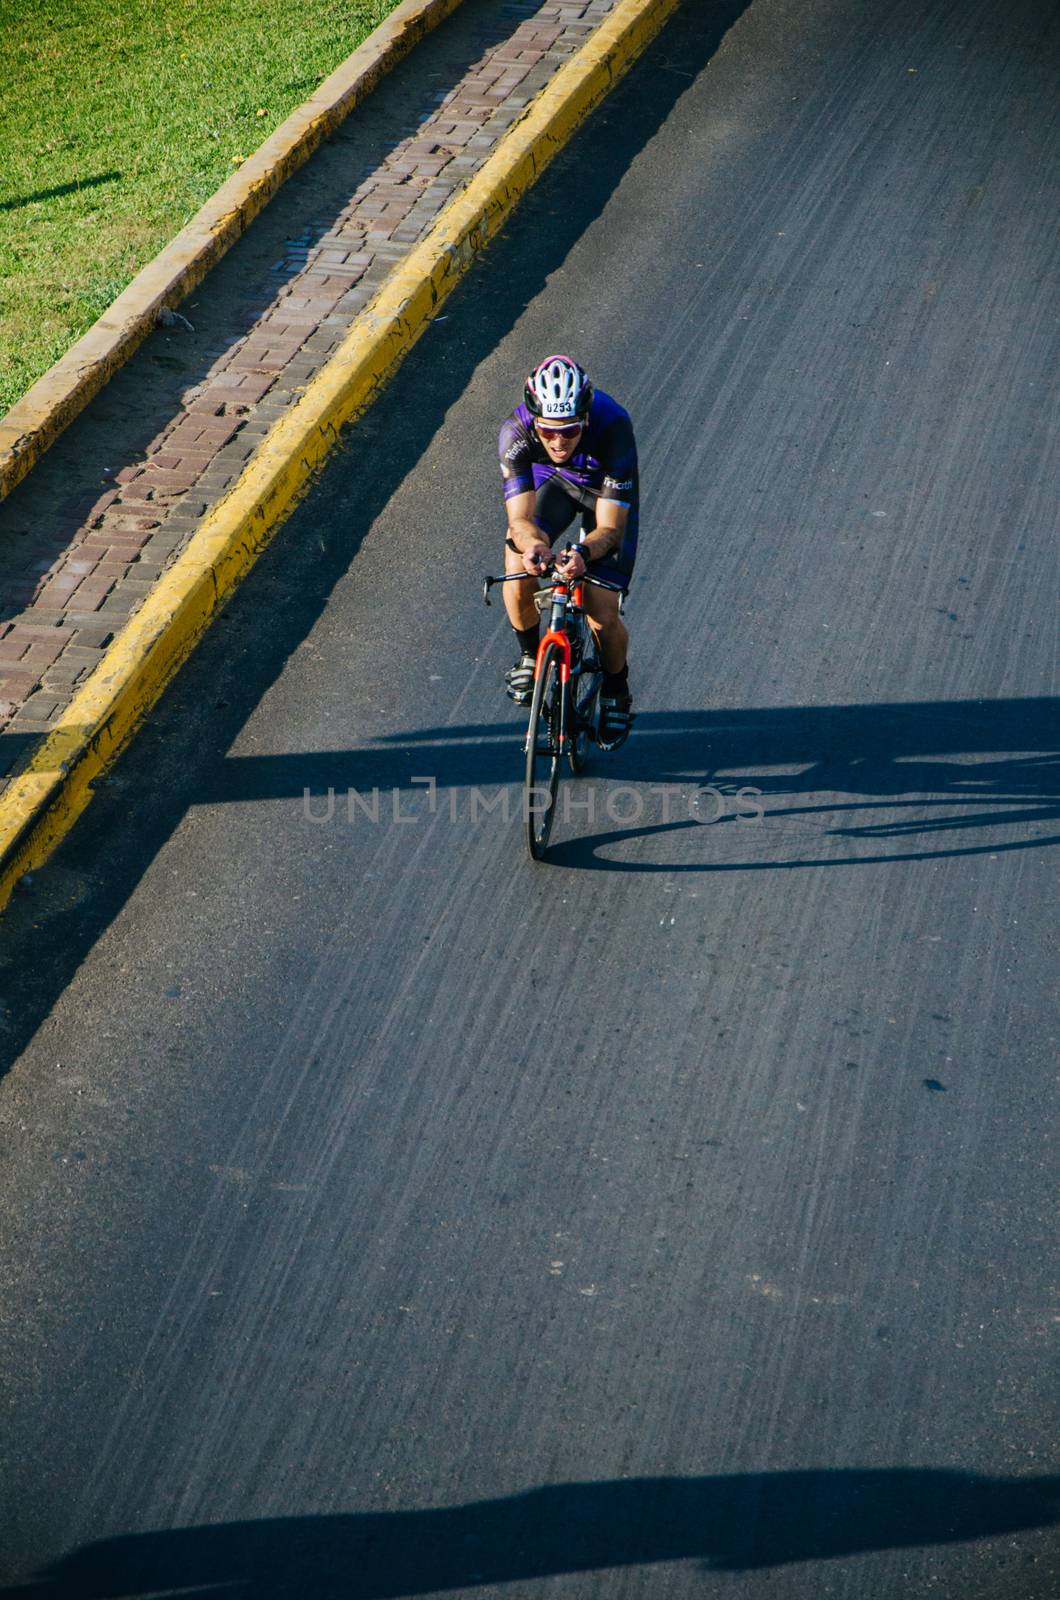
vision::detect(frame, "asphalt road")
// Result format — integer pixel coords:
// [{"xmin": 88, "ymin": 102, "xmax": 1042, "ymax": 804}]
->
[{"xmin": 1, "ymin": 0, "xmax": 1058, "ymax": 1595}]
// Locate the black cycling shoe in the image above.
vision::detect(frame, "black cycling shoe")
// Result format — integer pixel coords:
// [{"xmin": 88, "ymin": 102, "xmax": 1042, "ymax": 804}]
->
[
  {"xmin": 598, "ymin": 691, "xmax": 634, "ymax": 750},
  {"xmin": 505, "ymin": 653, "xmax": 536, "ymax": 705}
]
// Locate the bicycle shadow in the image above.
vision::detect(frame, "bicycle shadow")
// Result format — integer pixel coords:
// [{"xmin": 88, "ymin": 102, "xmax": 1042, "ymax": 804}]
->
[
  {"xmin": 6, "ymin": 1468, "xmax": 1058, "ymax": 1597},
  {"xmin": 262, "ymin": 695, "xmax": 1060, "ymax": 870},
  {"xmin": 544, "ymin": 699, "xmax": 1060, "ymax": 870}
]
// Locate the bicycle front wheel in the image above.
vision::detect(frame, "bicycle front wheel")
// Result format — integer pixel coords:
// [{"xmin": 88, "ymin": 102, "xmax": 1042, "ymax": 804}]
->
[{"xmin": 524, "ymin": 643, "xmax": 562, "ymax": 860}]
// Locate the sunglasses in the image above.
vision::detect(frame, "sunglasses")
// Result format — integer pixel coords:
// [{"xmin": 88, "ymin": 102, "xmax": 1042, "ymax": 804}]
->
[{"xmin": 535, "ymin": 420, "xmax": 584, "ymax": 440}]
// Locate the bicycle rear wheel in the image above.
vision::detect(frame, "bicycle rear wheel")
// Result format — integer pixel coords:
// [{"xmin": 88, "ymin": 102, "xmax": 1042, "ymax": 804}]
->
[
  {"xmin": 524, "ymin": 643, "xmax": 562, "ymax": 860},
  {"xmin": 568, "ymin": 647, "xmax": 601, "ymax": 776}
]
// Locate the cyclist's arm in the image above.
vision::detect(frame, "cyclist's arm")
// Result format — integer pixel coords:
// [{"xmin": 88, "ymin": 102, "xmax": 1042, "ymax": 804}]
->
[
  {"xmin": 505, "ymin": 490, "xmax": 547, "ymax": 552},
  {"xmin": 499, "ymin": 415, "xmax": 551, "ymax": 569},
  {"xmin": 505, "ymin": 488, "xmax": 551, "ymax": 573},
  {"xmin": 558, "ymin": 499, "xmax": 628, "ymax": 575},
  {"xmin": 579, "ymin": 498, "xmax": 627, "ymax": 565}
]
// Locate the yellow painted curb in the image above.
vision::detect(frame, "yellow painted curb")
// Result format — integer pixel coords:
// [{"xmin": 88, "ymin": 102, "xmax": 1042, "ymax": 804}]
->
[
  {"xmin": 0, "ymin": 0, "xmax": 466, "ymax": 504},
  {"xmin": 0, "ymin": 0, "xmax": 684, "ymax": 912}
]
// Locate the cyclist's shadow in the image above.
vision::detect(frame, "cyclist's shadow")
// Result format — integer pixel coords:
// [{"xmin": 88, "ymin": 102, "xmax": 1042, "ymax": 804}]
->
[{"xmin": 536, "ymin": 698, "xmax": 1060, "ymax": 871}]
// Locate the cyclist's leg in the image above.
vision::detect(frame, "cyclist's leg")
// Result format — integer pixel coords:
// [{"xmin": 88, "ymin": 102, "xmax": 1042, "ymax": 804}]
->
[
  {"xmin": 585, "ymin": 506, "xmax": 637, "ymax": 747},
  {"xmin": 583, "ymin": 503, "xmax": 637, "ymax": 672},
  {"xmin": 584, "ymin": 586, "xmax": 629, "ymax": 673}
]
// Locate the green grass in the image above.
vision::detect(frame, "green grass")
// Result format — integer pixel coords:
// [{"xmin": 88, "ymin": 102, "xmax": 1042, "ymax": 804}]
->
[{"xmin": 0, "ymin": 0, "xmax": 402, "ymax": 417}]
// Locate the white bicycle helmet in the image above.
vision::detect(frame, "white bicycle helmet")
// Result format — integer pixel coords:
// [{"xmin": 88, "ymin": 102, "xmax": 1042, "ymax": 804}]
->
[{"xmin": 524, "ymin": 354, "xmax": 593, "ymax": 421}]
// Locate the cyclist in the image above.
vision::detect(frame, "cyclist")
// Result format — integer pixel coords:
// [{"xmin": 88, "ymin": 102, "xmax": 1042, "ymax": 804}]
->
[{"xmin": 498, "ymin": 354, "xmax": 637, "ymax": 748}]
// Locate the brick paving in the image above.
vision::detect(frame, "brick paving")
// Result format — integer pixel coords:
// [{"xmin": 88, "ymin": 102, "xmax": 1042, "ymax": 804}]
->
[{"xmin": 0, "ymin": 0, "xmax": 619, "ymax": 788}]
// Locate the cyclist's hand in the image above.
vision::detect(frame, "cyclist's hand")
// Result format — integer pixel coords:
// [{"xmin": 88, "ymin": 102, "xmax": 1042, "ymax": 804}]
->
[
  {"xmin": 522, "ymin": 544, "xmax": 551, "ymax": 577},
  {"xmin": 556, "ymin": 544, "xmax": 586, "ymax": 579}
]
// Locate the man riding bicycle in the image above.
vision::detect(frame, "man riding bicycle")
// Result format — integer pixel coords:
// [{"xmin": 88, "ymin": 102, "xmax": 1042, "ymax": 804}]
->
[{"xmin": 498, "ymin": 354, "xmax": 637, "ymax": 748}]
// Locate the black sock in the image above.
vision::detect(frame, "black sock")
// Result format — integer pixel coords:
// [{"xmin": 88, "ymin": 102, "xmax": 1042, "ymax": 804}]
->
[
  {"xmin": 515, "ymin": 625, "xmax": 539, "ymax": 657},
  {"xmin": 602, "ymin": 663, "xmax": 629, "ymax": 696}
]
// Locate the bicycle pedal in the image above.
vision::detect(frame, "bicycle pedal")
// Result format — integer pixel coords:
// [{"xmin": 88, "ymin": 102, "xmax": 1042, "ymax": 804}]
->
[{"xmin": 597, "ymin": 712, "xmax": 635, "ymax": 752}]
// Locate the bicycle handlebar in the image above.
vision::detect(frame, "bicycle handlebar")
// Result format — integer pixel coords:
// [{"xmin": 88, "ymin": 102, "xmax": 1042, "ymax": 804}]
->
[{"xmin": 482, "ymin": 559, "xmax": 626, "ymax": 606}]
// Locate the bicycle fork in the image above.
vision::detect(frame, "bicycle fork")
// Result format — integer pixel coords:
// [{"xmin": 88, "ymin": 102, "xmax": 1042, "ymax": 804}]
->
[{"xmin": 524, "ymin": 627, "xmax": 571, "ymax": 756}]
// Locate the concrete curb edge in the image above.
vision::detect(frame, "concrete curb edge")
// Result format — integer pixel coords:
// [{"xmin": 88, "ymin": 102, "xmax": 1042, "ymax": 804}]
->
[
  {"xmin": 0, "ymin": 0, "xmax": 467, "ymax": 504},
  {"xmin": 0, "ymin": 0, "xmax": 683, "ymax": 913}
]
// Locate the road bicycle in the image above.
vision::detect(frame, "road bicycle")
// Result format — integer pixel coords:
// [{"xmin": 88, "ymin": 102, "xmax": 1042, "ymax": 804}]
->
[{"xmin": 483, "ymin": 554, "xmax": 627, "ymax": 860}]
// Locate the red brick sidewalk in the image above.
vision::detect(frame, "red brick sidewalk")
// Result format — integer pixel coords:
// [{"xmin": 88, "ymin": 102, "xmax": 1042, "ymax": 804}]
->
[{"xmin": 0, "ymin": 0, "xmax": 618, "ymax": 789}]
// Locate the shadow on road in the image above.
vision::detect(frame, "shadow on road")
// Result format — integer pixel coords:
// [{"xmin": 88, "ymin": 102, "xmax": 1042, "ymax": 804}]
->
[
  {"xmin": 548, "ymin": 698, "xmax": 1060, "ymax": 870},
  {"xmin": 208, "ymin": 696, "xmax": 1060, "ymax": 870},
  {"xmin": 1, "ymin": 692, "xmax": 1056, "ymax": 1071},
  {"xmin": 5, "ymin": 1469, "xmax": 1057, "ymax": 1597}
]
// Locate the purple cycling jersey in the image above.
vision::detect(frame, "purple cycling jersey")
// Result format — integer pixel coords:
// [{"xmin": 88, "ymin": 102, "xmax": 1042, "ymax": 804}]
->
[{"xmin": 498, "ymin": 389, "xmax": 639, "ymax": 510}]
